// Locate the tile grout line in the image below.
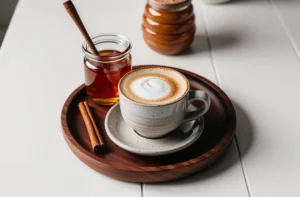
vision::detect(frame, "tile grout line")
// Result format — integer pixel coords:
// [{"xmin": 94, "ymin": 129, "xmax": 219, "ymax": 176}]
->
[
  {"xmin": 200, "ymin": 4, "xmax": 221, "ymax": 86},
  {"xmin": 234, "ymin": 136, "xmax": 253, "ymax": 197},
  {"xmin": 200, "ymin": 4, "xmax": 252, "ymax": 197},
  {"xmin": 268, "ymin": 0, "xmax": 300, "ymax": 63},
  {"xmin": 141, "ymin": 183, "xmax": 144, "ymax": 197}
]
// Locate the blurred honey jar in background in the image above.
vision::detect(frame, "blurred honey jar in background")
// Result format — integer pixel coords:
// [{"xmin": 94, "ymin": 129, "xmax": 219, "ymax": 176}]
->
[
  {"xmin": 82, "ymin": 34, "xmax": 132, "ymax": 105},
  {"xmin": 142, "ymin": 0, "xmax": 195, "ymax": 55}
]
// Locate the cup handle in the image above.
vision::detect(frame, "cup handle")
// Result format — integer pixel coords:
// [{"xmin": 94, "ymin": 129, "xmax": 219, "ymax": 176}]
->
[{"xmin": 182, "ymin": 90, "xmax": 211, "ymax": 123}]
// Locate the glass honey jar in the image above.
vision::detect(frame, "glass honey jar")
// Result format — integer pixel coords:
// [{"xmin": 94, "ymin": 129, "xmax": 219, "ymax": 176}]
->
[
  {"xmin": 142, "ymin": 0, "xmax": 195, "ymax": 55},
  {"xmin": 82, "ymin": 34, "xmax": 132, "ymax": 106}
]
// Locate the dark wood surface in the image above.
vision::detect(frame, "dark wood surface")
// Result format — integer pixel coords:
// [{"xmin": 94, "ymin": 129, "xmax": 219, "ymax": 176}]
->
[{"xmin": 61, "ymin": 65, "xmax": 236, "ymax": 183}]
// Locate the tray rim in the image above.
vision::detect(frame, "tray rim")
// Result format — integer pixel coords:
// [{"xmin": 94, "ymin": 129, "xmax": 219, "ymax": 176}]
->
[{"xmin": 61, "ymin": 65, "xmax": 236, "ymax": 172}]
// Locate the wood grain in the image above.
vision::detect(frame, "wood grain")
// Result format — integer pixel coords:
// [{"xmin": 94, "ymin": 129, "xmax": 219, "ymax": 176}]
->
[
  {"xmin": 142, "ymin": 14, "xmax": 195, "ymax": 35},
  {"xmin": 142, "ymin": 25, "xmax": 196, "ymax": 45},
  {"xmin": 142, "ymin": 4, "xmax": 195, "ymax": 55},
  {"xmin": 61, "ymin": 65, "xmax": 236, "ymax": 183},
  {"xmin": 144, "ymin": 3, "xmax": 194, "ymax": 24},
  {"xmin": 143, "ymin": 36, "xmax": 194, "ymax": 55}
]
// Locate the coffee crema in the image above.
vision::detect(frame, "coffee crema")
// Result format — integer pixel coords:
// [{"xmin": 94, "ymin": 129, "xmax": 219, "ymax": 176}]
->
[{"xmin": 120, "ymin": 67, "xmax": 188, "ymax": 105}]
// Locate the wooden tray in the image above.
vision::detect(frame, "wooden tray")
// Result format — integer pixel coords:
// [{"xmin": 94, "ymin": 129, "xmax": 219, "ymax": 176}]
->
[{"xmin": 61, "ymin": 65, "xmax": 236, "ymax": 183}]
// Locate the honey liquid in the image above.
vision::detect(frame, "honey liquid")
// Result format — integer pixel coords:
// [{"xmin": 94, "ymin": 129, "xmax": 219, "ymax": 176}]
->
[{"xmin": 84, "ymin": 50, "xmax": 132, "ymax": 105}]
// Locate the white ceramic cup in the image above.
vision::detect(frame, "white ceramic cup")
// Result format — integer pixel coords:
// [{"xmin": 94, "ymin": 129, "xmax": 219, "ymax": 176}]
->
[{"xmin": 118, "ymin": 67, "xmax": 211, "ymax": 138}]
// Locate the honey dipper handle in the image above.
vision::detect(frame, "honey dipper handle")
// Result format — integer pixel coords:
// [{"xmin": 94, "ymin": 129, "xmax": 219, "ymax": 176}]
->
[{"xmin": 63, "ymin": 0, "xmax": 99, "ymax": 55}]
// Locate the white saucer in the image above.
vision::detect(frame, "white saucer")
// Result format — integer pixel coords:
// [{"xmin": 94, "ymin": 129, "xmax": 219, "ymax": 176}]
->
[{"xmin": 105, "ymin": 103, "xmax": 204, "ymax": 156}]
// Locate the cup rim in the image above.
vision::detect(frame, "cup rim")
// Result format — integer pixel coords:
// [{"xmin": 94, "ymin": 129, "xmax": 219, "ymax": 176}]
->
[{"xmin": 118, "ymin": 66, "xmax": 190, "ymax": 106}]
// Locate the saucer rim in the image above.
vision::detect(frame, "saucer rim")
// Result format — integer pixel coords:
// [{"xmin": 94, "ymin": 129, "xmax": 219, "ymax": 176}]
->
[{"xmin": 105, "ymin": 103, "xmax": 204, "ymax": 156}]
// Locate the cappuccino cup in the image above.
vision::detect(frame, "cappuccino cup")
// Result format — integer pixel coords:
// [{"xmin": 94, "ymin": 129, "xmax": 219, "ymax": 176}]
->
[{"xmin": 118, "ymin": 66, "xmax": 211, "ymax": 138}]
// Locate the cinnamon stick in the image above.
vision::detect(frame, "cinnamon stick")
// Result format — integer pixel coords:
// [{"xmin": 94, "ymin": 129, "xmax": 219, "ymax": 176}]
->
[
  {"xmin": 63, "ymin": 0, "xmax": 99, "ymax": 56},
  {"xmin": 83, "ymin": 101, "xmax": 105, "ymax": 147},
  {"xmin": 78, "ymin": 102, "xmax": 105, "ymax": 153}
]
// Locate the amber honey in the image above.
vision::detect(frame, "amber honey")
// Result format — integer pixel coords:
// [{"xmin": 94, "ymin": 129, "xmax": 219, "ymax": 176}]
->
[{"xmin": 82, "ymin": 34, "xmax": 132, "ymax": 105}]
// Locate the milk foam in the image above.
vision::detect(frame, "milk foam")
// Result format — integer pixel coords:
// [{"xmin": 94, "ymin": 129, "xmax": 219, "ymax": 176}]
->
[
  {"xmin": 130, "ymin": 77, "xmax": 171, "ymax": 100},
  {"xmin": 120, "ymin": 67, "xmax": 189, "ymax": 105}
]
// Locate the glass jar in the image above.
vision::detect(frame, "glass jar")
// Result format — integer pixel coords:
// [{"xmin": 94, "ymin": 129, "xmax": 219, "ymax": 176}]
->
[
  {"xmin": 142, "ymin": 0, "xmax": 195, "ymax": 55},
  {"xmin": 82, "ymin": 34, "xmax": 132, "ymax": 105}
]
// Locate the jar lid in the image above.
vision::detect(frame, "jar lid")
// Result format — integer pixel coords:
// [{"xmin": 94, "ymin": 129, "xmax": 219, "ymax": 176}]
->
[{"xmin": 147, "ymin": 0, "xmax": 192, "ymax": 12}]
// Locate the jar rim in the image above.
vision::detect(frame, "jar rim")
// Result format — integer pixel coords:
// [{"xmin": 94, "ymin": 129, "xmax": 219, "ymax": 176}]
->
[
  {"xmin": 82, "ymin": 34, "xmax": 132, "ymax": 63},
  {"xmin": 147, "ymin": 0, "xmax": 191, "ymax": 12}
]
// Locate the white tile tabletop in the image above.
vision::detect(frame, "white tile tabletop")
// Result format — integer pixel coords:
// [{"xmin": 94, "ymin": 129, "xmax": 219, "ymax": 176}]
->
[{"xmin": 0, "ymin": 0, "xmax": 299, "ymax": 196}]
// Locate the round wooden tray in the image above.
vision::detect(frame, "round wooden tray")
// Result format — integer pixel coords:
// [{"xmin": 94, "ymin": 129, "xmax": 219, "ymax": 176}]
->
[{"xmin": 61, "ymin": 65, "xmax": 236, "ymax": 183}]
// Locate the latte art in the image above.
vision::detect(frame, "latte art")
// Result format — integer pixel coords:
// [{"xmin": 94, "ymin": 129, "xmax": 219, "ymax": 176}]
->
[
  {"xmin": 119, "ymin": 67, "xmax": 189, "ymax": 105},
  {"xmin": 130, "ymin": 77, "xmax": 171, "ymax": 100}
]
